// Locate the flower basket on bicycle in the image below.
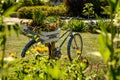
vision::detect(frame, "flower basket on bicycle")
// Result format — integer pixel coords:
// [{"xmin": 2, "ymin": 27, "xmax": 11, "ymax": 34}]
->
[
  {"xmin": 21, "ymin": 22, "xmax": 60, "ymax": 43},
  {"xmin": 21, "ymin": 21, "xmax": 61, "ymax": 58},
  {"xmin": 20, "ymin": 9, "xmax": 62, "ymax": 58}
]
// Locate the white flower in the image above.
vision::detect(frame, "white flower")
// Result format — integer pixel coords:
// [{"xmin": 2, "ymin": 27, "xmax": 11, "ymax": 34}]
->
[{"xmin": 4, "ymin": 57, "xmax": 15, "ymax": 62}]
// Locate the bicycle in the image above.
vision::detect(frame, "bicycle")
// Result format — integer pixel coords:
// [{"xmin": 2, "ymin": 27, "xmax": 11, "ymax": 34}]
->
[{"xmin": 21, "ymin": 17, "xmax": 83, "ymax": 61}]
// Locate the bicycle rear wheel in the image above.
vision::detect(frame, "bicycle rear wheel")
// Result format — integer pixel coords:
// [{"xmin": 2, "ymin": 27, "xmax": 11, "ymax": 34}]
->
[
  {"xmin": 21, "ymin": 39, "xmax": 49, "ymax": 59},
  {"xmin": 67, "ymin": 33, "xmax": 83, "ymax": 61}
]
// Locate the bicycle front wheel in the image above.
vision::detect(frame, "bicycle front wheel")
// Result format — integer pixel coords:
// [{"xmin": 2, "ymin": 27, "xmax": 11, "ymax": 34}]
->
[
  {"xmin": 21, "ymin": 39, "xmax": 49, "ymax": 59},
  {"xmin": 67, "ymin": 33, "xmax": 83, "ymax": 61}
]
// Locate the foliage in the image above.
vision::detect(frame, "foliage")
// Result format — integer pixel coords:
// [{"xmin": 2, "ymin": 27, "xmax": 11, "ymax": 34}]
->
[
  {"xmin": 0, "ymin": 54, "xmax": 90, "ymax": 80},
  {"xmin": 69, "ymin": 20, "xmax": 87, "ymax": 32},
  {"xmin": 20, "ymin": 0, "xmax": 45, "ymax": 6},
  {"xmin": 0, "ymin": 1, "xmax": 20, "ymax": 79},
  {"xmin": 21, "ymin": 0, "xmax": 33, "ymax": 6},
  {"xmin": 64, "ymin": 0, "xmax": 109, "ymax": 17},
  {"xmin": 17, "ymin": 5, "xmax": 67, "ymax": 19},
  {"xmin": 32, "ymin": 0, "xmax": 45, "ymax": 5},
  {"xmin": 64, "ymin": 0, "xmax": 89, "ymax": 16},
  {"xmin": 1, "ymin": 0, "xmax": 120, "ymax": 80},
  {"xmin": 89, "ymin": 0, "xmax": 109, "ymax": 17},
  {"xmin": 31, "ymin": 9, "xmax": 45, "ymax": 26},
  {"xmin": 86, "ymin": 21, "xmax": 98, "ymax": 33},
  {"xmin": 82, "ymin": 3, "xmax": 95, "ymax": 19},
  {"xmin": 64, "ymin": 19, "xmax": 101, "ymax": 33},
  {"xmin": 98, "ymin": 0, "xmax": 120, "ymax": 79},
  {"xmin": 1, "ymin": 0, "xmax": 16, "ymax": 12},
  {"xmin": 17, "ymin": 7, "xmax": 33, "ymax": 19},
  {"xmin": 44, "ymin": 16, "xmax": 58, "ymax": 23}
]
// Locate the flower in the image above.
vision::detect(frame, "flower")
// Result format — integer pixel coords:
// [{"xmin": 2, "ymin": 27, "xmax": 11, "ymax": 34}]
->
[
  {"xmin": 34, "ymin": 47, "xmax": 44, "ymax": 53},
  {"xmin": 4, "ymin": 57, "xmax": 15, "ymax": 62},
  {"xmin": 43, "ymin": 47, "xmax": 48, "ymax": 52},
  {"xmin": 76, "ymin": 50, "xmax": 81, "ymax": 55},
  {"xmin": 26, "ymin": 51, "xmax": 30, "ymax": 55},
  {"xmin": 9, "ymin": 53, "xmax": 16, "ymax": 57},
  {"xmin": 82, "ymin": 58, "xmax": 88, "ymax": 63}
]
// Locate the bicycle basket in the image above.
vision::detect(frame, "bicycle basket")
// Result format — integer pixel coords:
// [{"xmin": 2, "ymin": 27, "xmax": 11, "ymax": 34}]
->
[{"xmin": 40, "ymin": 28, "xmax": 60, "ymax": 43}]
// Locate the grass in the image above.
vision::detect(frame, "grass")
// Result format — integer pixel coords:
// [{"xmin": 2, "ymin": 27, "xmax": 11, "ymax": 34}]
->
[
  {"xmin": 0, "ymin": 30, "xmax": 102, "ymax": 63},
  {"xmin": 0, "ymin": 31, "xmax": 29, "ymax": 57}
]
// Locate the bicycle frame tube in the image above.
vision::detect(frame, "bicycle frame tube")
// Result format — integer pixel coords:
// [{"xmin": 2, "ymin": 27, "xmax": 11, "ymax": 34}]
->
[{"xmin": 58, "ymin": 28, "xmax": 72, "ymax": 48}]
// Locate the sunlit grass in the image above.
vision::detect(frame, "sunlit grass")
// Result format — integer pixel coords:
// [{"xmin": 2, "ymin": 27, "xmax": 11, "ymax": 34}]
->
[{"xmin": 0, "ymin": 30, "xmax": 100, "ymax": 63}]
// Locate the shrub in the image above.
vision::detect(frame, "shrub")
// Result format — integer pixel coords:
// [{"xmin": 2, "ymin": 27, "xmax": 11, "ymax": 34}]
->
[
  {"xmin": 20, "ymin": 0, "xmax": 33, "ymax": 6},
  {"xmin": 20, "ymin": 0, "xmax": 45, "ymax": 6},
  {"xmin": 44, "ymin": 16, "xmax": 58, "ymax": 23},
  {"xmin": 69, "ymin": 20, "xmax": 87, "ymax": 32},
  {"xmin": 96, "ymin": 20, "xmax": 111, "ymax": 32},
  {"xmin": 17, "ymin": 7, "xmax": 33, "ymax": 19},
  {"xmin": 31, "ymin": 9, "xmax": 45, "ymax": 26},
  {"xmin": 17, "ymin": 5, "xmax": 67, "ymax": 19},
  {"xmin": 86, "ymin": 21, "xmax": 99, "ymax": 33}
]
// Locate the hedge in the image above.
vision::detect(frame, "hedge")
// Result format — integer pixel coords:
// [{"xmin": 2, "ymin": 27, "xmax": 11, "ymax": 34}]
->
[{"xmin": 17, "ymin": 5, "xmax": 67, "ymax": 19}]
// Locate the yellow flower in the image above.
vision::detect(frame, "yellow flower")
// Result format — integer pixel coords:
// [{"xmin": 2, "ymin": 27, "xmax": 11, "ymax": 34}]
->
[
  {"xmin": 82, "ymin": 58, "xmax": 88, "ymax": 63},
  {"xmin": 43, "ymin": 47, "xmax": 48, "ymax": 52},
  {"xmin": 76, "ymin": 50, "xmax": 81, "ymax": 55},
  {"xmin": 34, "ymin": 47, "xmax": 39, "ymax": 52},
  {"xmin": 26, "ymin": 51, "xmax": 30, "ymax": 55},
  {"xmin": 9, "ymin": 53, "xmax": 16, "ymax": 57},
  {"xmin": 34, "ymin": 47, "xmax": 44, "ymax": 53}
]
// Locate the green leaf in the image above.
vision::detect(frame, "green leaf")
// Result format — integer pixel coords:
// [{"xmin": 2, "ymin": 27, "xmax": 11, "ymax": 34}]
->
[
  {"xmin": 109, "ymin": 0, "xmax": 120, "ymax": 13},
  {"xmin": 48, "ymin": 64, "xmax": 63, "ymax": 79},
  {"xmin": 98, "ymin": 34, "xmax": 111, "ymax": 63},
  {"xmin": 3, "ymin": 3, "xmax": 21, "ymax": 17},
  {"xmin": 115, "ymin": 48, "xmax": 120, "ymax": 53},
  {"xmin": 24, "ymin": 74, "xmax": 33, "ymax": 80},
  {"xmin": 13, "ymin": 24, "xmax": 20, "ymax": 36}
]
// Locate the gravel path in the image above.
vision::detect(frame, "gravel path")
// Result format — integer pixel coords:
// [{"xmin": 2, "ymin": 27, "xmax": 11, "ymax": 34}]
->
[{"xmin": 4, "ymin": 17, "xmax": 30, "ymax": 25}]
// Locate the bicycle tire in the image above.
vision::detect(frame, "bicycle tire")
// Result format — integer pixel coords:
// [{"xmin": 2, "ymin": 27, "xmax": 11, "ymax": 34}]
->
[
  {"xmin": 21, "ymin": 39, "xmax": 36, "ymax": 57},
  {"xmin": 67, "ymin": 33, "xmax": 83, "ymax": 61}
]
